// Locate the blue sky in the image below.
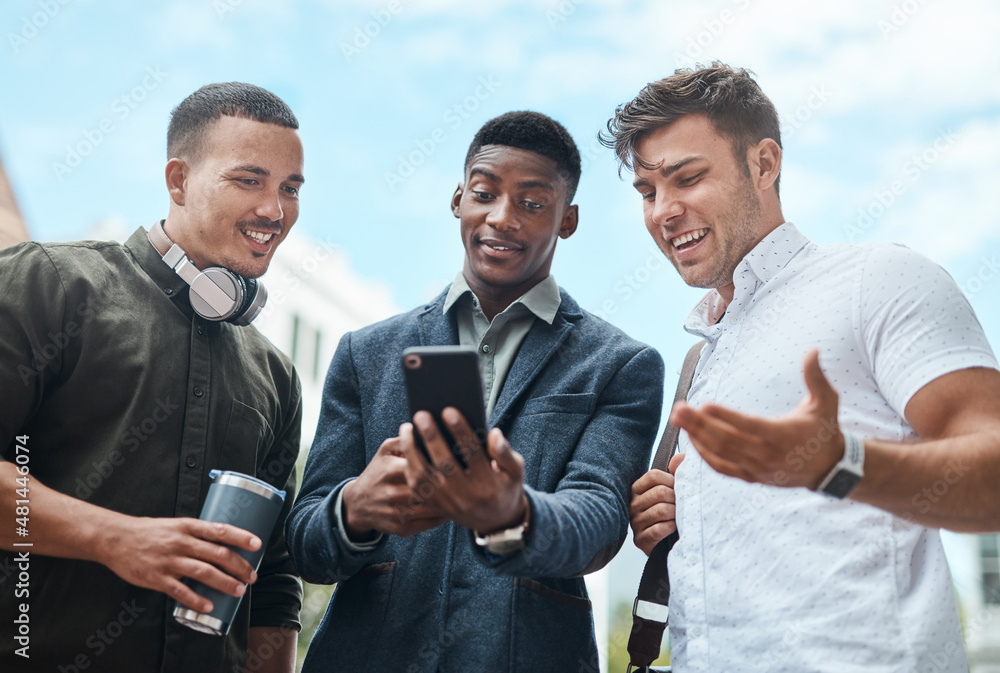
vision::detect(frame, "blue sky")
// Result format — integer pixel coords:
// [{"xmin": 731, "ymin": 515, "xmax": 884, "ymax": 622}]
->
[{"xmin": 3, "ymin": 0, "xmax": 999, "ymax": 611}]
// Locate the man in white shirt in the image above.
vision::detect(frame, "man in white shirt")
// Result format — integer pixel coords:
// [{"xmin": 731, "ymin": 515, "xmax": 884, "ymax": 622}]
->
[{"xmin": 602, "ymin": 63, "xmax": 1000, "ymax": 671}]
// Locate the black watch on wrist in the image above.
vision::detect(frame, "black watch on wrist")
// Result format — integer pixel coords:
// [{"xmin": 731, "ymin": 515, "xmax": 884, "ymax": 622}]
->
[{"xmin": 816, "ymin": 431, "xmax": 865, "ymax": 498}]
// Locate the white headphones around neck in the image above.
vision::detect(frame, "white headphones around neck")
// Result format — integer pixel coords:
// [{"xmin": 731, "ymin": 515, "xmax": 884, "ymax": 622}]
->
[{"xmin": 147, "ymin": 221, "xmax": 267, "ymax": 326}]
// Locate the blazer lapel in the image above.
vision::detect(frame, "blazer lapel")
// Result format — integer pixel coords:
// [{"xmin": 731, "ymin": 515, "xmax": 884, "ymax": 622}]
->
[
  {"xmin": 490, "ymin": 292, "xmax": 581, "ymax": 428},
  {"xmin": 416, "ymin": 288, "xmax": 459, "ymax": 347}
]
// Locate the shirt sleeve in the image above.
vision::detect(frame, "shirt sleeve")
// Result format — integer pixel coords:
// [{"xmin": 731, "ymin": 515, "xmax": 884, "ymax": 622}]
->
[
  {"xmin": 248, "ymin": 367, "xmax": 305, "ymax": 631},
  {"xmin": 285, "ymin": 331, "xmax": 389, "ymax": 585},
  {"xmin": 860, "ymin": 243, "xmax": 999, "ymax": 418},
  {"xmin": 333, "ymin": 482, "xmax": 384, "ymax": 552},
  {"xmin": 0, "ymin": 242, "xmax": 69, "ymax": 454}
]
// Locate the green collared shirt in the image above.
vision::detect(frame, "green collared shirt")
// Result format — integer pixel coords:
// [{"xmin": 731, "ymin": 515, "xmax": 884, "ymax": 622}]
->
[
  {"xmin": 443, "ymin": 273, "xmax": 561, "ymax": 419},
  {"xmin": 0, "ymin": 227, "xmax": 302, "ymax": 673}
]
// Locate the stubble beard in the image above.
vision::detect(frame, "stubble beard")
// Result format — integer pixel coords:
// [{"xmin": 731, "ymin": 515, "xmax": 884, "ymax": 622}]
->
[
  {"xmin": 223, "ymin": 217, "xmax": 280, "ymax": 279},
  {"xmin": 676, "ymin": 174, "xmax": 763, "ymax": 290}
]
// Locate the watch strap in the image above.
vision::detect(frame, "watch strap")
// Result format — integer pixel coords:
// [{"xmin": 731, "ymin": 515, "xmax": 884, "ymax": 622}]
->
[{"xmin": 817, "ymin": 431, "xmax": 865, "ymax": 498}]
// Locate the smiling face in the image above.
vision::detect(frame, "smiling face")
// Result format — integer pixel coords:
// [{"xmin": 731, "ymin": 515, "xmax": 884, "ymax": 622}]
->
[
  {"xmin": 452, "ymin": 145, "xmax": 577, "ymax": 312},
  {"xmin": 633, "ymin": 113, "xmax": 771, "ymax": 302},
  {"xmin": 163, "ymin": 115, "xmax": 304, "ymax": 279}
]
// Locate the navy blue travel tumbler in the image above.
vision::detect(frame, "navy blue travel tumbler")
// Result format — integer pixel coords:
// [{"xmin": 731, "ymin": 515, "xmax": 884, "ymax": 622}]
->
[{"xmin": 173, "ymin": 470, "xmax": 286, "ymax": 635}]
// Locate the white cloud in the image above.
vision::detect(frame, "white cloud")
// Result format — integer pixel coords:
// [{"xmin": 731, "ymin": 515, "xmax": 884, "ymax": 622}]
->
[{"xmin": 874, "ymin": 117, "xmax": 1000, "ymax": 261}]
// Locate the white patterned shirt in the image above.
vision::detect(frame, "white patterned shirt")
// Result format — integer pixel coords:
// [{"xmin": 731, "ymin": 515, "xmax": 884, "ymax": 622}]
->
[{"xmin": 669, "ymin": 223, "xmax": 998, "ymax": 672}]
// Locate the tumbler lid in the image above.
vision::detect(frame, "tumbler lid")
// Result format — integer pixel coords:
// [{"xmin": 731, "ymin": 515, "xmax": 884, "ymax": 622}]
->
[{"xmin": 209, "ymin": 470, "xmax": 286, "ymax": 503}]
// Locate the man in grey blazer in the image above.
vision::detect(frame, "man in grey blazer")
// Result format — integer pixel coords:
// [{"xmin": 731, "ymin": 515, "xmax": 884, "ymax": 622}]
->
[{"xmin": 286, "ymin": 111, "xmax": 665, "ymax": 672}]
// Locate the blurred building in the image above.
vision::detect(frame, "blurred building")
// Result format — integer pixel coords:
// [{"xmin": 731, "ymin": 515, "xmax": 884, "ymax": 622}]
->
[
  {"xmin": 251, "ymin": 230, "xmax": 399, "ymax": 447},
  {"xmin": 0, "ymin": 147, "xmax": 30, "ymax": 248},
  {"xmin": 955, "ymin": 534, "xmax": 1000, "ymax": 672}
]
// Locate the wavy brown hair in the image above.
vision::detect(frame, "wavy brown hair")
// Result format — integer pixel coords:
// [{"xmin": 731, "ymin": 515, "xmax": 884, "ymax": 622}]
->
[{"xmin": 600, "ymin": 62, "xmax": 781, "ymax": 196}]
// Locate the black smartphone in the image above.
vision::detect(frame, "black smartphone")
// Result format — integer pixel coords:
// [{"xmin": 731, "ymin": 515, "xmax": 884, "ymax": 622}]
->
[{"xmin": 401, "ymin": 346, "xmax": 488, "ymax": 466}]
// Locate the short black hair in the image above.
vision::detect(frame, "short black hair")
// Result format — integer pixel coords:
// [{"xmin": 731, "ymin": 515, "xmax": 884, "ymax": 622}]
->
[
  {"xmin": 167, "ymin": 82, "xmax": 298, "ymax": 161},
  {"xmin": 464, "ymin": 111, "xmax": 582, "ymax": 203}
]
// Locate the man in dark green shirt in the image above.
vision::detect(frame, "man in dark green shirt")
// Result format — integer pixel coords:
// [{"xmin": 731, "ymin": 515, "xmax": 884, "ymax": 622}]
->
[{"xmin": 0, "ymin": 82, "xmax": 305, "ymax": 672}]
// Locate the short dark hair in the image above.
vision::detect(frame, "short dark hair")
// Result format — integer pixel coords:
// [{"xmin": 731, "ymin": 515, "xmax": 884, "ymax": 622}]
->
[
  {"xmin": 600, "ymin": 62, "xmax": 781, "ymax": 196},
  {"xmin": 464, "ymin": 111, "xmax": 582, "ymax": 203},
  {"xmin": 167, "ymin": 82, "xmax": 299, "ymax": 161}
]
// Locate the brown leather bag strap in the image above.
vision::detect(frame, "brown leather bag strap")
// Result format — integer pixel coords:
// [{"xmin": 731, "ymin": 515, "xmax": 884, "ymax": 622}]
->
[
  {"xmin": 650, "ymin": 340, "xmax": 705, "ymax": 472},
  {"xmin": 627, "ymin": 340, "xmax": 705, "ymax": 672}
]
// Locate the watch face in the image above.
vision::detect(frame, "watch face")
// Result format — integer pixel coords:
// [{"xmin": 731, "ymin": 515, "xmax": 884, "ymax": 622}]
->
[{"xmin": 823, "ymin": 469, "xmax": 862, "ymax": 499}]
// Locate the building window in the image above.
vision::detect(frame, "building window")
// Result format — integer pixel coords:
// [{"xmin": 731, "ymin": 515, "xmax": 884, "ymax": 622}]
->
[
  {"xmin": 981, "ymin": 535, "xmax": 1000, "ymax": 605},
  {"xmin": 290, "ymin": 314, "xmax": 301, "ymax": 365},
  {"xmin": 312, "ymin": 329, "xmax": 323, "ymax": 382},
  {"xmin": 289, "ymin": 313, "xmax": 323, "ymax": 383}
]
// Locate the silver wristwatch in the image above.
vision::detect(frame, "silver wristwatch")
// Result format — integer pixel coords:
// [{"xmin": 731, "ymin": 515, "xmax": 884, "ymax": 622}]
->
[
  {"xmin": 474, "ymin": 521, "xmax": 527, "ymax": 555},
  {"xmin": 816, "ymin": 431, "xmax": 865, "ymax": 498}
]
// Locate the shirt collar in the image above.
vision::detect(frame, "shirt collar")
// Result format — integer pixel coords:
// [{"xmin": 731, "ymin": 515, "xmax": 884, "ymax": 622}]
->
[
  {"xmin": 125, "ymin": 224, "xmax": 188, "ymax": 295},
  {"xmin": 738, "ymin": 221, "xmax": 809, "ymax": 285},
  {"xmin": 684, "ymin": 222, "xmax": 810, "ymax": 338},
  {"xmin": 124, "ymin": 224, "xmax": 194, "ymax": 318},
  {"xmin": 443, "ymin": 272, "xmax": 561, "ymax": 325}
]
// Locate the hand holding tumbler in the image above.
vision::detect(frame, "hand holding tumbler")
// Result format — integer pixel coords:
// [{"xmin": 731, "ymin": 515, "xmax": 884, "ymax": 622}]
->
[{"xmin": 173, "ymin": 470, "xmax": 286, "ymax": 635}]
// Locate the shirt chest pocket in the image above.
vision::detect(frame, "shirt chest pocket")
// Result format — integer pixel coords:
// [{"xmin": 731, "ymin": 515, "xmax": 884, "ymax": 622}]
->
[{"xmin": 217, "ymin": 400, "xmax": 274, "ymax": 477}]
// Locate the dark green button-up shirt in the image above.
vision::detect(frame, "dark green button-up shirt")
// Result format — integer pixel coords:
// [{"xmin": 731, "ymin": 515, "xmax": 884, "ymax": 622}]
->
[{"xmin": 0, "ymin": 227, "xmax": 302, "ymax": 672}]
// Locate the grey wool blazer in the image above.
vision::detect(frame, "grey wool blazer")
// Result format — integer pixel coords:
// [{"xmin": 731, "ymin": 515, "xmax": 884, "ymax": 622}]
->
[{"xmin": 286, "ymin": 286, "xmax": 665, "ymax": 672}]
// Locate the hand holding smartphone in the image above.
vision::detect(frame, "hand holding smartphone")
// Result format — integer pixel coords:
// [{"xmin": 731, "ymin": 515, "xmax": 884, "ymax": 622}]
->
[{"xmin": 402, "ymin": 346, "xmax": 488, "ymax": 466}]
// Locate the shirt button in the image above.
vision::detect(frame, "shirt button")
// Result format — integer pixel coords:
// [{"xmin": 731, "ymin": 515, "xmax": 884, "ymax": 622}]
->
[
  {"xmin": 164, "ymin": 287, "xmax": 173, "ymax": 295},
  {"xmin": 691, "ymin": 625, "xmax": 703, "ymax": 638},
  {"xmin": 197, "ymin": 326, "xmax": 204, "ymax": 336},
  {"xmin": 193, "ymin": 386, "xmax": 204, "ymax": 397},
  {"xmin": 688, "ymin": 554, "xmax": 700, "ymax": 566},
  {"xmin": 482, "ymin": 344, "xmax": 491, "ymax": 354},
  {"xmin": 185, "ymin": 456, "xmax": 197, "ymax": 468}
]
